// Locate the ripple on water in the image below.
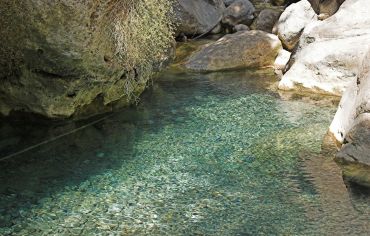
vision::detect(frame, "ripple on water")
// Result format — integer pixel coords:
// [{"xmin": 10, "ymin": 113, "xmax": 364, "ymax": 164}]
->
[{"xmin": 0, "ymin": 69, "xmax": 369, "ymax": 235}]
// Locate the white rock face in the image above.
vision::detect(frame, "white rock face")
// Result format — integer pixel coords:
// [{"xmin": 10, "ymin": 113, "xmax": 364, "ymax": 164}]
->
[
  {"xmin": 279, "ymin": 0, "xmax": 370, "ymax": 96},
  {"xmin": 330, "ymin": 48, "xmax": 370, "ymax": 143},
  {"xmin": 330, "ymin": 49, "xmax": 370, "ymax": 187},
  {"xmin": 275, "ymin": 0, "xmax": 317, "ymax": 50}
]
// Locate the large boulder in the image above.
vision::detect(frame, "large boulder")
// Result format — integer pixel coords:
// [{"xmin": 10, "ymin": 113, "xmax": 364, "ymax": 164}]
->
[
  {"xmin": 174, "ymin": 0, "xmax": 225, "ymax": 36},
  {"xmin": 278, "ymin": 0, "xmax": 370, "ymax": 96},
  {"xmin": 275, "ymin": 0, "xmax": 318, "ymax": 50},
  {"xmin": 252, "ymin": 8, "xmax": 282, "ymax": 33},
  {"xmin": 0, "ymin": 0, "xmax": 174, "ymax": 119},
  {"xmin": 185, "ymin": 30, "xmax": 282, "ymax": 72},
  {"xmin": 222, "ymin": 0, "xmax": 256, "ymax": 26}
]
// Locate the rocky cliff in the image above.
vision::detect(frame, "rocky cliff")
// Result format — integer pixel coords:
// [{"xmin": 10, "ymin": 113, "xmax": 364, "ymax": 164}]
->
[{"xmin": 0, "ymin": 0, "xmax": 174, "ymax": 119}]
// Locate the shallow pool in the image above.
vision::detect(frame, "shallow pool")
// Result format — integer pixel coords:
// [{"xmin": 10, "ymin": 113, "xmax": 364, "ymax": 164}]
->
[{"xmin": 0, "ymin": 69, "xmax": 369, "ymax": 235}]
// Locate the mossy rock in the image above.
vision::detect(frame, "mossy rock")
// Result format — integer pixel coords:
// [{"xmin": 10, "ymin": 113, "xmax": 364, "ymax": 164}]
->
[{"xmin": 0, "ymin": 0, "xmax": 174, "ymax": 119}]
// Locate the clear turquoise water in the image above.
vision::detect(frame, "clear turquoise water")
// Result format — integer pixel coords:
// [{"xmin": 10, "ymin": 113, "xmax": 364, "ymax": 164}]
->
[{"xmin": 0, "ymin": 69, "xmax": 369, "ymax": 235}]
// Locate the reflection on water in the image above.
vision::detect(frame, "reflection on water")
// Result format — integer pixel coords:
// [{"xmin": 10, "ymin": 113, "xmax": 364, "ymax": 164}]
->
[{"xmin": 0, "ymin": 69, "xmax": 369, "ymax": 235}]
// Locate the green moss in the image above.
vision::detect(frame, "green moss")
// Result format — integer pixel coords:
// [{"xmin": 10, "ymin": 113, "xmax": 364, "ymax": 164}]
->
[{"xmin": 105, "ymin": 0, "xmax": 176, "ymax": 102}]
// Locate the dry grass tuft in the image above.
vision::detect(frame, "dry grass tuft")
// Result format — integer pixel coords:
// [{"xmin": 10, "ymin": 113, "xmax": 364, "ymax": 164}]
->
[{"xmin": 108, "ymin": 0, "xmax": 175, "ymax": 101}]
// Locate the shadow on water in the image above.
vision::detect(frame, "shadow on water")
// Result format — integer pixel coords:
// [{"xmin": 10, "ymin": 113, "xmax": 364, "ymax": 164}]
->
[
  {"xmin": 0, "ymin": 68, "xmax": 368, "ymax": 235},
  {"xmin": 0, "ymin": 69, "xmax": 278, "ymax": 228}
]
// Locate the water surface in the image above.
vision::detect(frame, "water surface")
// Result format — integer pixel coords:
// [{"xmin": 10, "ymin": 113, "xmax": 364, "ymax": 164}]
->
[{"xmin": 0, "ymin": 69, "xmax": 369, "ymax": 235}]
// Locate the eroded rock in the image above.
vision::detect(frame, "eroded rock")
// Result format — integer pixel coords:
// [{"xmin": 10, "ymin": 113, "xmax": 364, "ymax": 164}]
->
[
  {"xmin": 329, "ymin": 45, "xmax": 370, "ymax": 188},
  {"xmin": 279, "ymin": 0, "xmax": 370, "ymax": 96},
  {"xmin": 329, "ymin": 48, "xmax": 370, "ymax": 143}
]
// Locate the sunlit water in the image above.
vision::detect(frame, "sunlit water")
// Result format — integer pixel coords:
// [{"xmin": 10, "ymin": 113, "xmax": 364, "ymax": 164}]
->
[{"xmin": 0, "ymin": 69, "xmax": 369, "ymax": 235}]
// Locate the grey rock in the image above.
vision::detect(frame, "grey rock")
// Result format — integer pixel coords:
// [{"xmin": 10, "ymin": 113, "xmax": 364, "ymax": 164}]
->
[
  {"xmin": 224, "ymin": 0, "xmax": 237, "ymax": 6},
  {"xmin": 222, "ymin": 0, "xmax": 256, "ymax": 26},
  {"xmin": 337, "ymin": 120, "xmax": 370, "ymax": 167},
  {"xmin": 252, "ymin": 8, "xmax": 282, "ymax": 33},
  {"xmin": 185, "ymin": 30, "xmax": 282, "ymax": 72},
  {"xmin": 234, "ymin": 24, "xmax": 250, "ymax": 32},
  {"xmin": 174, "ymin": 0, "xmax": 225, "ymax": 36},
  {"xmin": 335, "ymin": 120, "xmax": 370, "ymax": 187}
]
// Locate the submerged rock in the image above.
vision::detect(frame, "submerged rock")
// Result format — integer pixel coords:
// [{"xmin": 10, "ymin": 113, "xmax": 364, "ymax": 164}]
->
[
  {"xmin": 0, "ymin": 1, "xmax": 174, "ymax": 119},
  {"xmin": 174, "ymin": 0, "xmax": 225, "ymax": 36},
  {"xmin": 185, "ymin": 30, "xmax": 282, "ymax": 72},
  {"xmin": 279, "ymin": 0, "xmax": 370, "ymax": 96}
]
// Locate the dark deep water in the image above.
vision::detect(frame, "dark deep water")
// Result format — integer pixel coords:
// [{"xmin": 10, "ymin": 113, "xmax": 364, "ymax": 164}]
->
[{"xmin": 0, "ymin": 69, "xmax": 369, "ymax": 235}]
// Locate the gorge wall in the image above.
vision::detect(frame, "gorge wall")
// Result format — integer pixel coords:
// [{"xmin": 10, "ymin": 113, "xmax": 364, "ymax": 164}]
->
[{"xmin": 0, "ymin": 0, "xmax": 174, "ymax": 119}]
